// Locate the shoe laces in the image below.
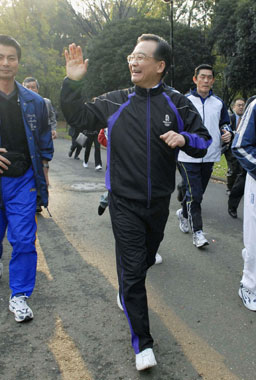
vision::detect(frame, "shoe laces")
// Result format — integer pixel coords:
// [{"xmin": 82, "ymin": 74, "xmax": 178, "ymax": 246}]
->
[
  {"xmin": 13, "ymin": 295, "xmax": 28, "ymax": 307},
  {"xmin": 243, "ymin": 287, "xmax": 256, "ymax": 297}
]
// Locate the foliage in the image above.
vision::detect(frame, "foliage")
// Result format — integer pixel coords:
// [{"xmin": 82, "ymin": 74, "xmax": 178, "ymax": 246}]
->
[
  {"xmin": 210, "ymin": 0, "xmax": 256, "ymax": 103},
  {"xmin": 69, "ymin": 0, "xmax": 216, "ymax": 29},
  {"xmin": 0, "ymin": 0, "xmax": 254, "ymax": 113},
  {"xmin": 0, "ymin": 0, "xmax": 67, "ymax": 111}
]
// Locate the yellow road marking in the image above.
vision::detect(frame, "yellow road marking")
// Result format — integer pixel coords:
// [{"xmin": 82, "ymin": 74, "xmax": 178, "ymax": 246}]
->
[{"xmin": 48, "ymin": 316, "xmax": 93, "ymax": 380}]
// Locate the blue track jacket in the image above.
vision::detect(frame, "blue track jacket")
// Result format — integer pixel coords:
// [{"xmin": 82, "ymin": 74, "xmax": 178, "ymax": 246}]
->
[
  {"xmin": 0, "ymin": 81, "xmax": 54, "ymax": 207},
  {"xmin": 232, "ymin": 98, "xmax": 256, "ymax": 180}
]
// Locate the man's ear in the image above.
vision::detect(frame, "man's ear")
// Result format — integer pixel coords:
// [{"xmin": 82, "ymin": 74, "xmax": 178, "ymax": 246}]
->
[
  {"xmin": 193, "ymin": 76, "xmax": 197, "ymax": 85},
  {"xmin": 157, "ymin": 61, "xmax": 166, "ymax": 75}
]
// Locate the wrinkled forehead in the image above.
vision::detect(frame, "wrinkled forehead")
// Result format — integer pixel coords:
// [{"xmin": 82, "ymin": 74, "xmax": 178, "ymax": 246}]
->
[{"xmin": 132, "ymin": 40, "xmax": 158, "ymax": 55}]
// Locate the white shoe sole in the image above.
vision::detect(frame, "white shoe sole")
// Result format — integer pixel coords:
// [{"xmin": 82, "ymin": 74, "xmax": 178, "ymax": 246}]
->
[
  {"xmin": 155, "ymin": 253, "xmax": 162, "ymax": 265},
  {"xmin": 117, "ymin": 293, "xmax": 124, "ymax": 311},
  {"xmin": 136, "ymin": 348, "xmax": 157, "ymax": 371},
  {"xmin": 9, "ymin": 304, "xmax": 33, "ymax": 322},
  {"xmin": 193, "ymin": 240, "xmax": 209, "ymax": 248}
]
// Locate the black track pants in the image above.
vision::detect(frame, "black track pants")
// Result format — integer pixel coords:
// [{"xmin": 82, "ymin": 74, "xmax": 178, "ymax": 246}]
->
[{"xmin": 109, "ymin": 192, "xmax": 170, "ymax": 354}]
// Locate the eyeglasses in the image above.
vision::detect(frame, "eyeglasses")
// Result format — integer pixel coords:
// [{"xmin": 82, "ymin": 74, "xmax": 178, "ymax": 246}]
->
[{"xmin": 127, "ymin": 53, "xmax": 155, "ymax": 63}]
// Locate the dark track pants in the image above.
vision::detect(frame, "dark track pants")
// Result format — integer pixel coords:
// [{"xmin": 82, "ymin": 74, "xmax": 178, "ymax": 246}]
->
[
  {"xmin": 228, "ymin": 168, "xmax": 246, "ymax": 210},
  {"xmin": 0, "ymin": 167, "xmax": 37, "ymax": 297},
  {"xmin": 179, "ymin": 162, "xmax": 213, "ymax": 232},
  {"xmin": 224, "ymin": 148, "xmax": 242, "ymax": 191},
  {"xmin": 109, "ymin": 192, "xmax": 170, "ymax": 354},
  {"xmin": 84, "ymin": 134, "xmax": 102, "ymax": 167}
]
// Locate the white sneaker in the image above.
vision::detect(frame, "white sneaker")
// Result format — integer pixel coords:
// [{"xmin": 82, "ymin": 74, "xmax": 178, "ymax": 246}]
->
[
  {"xmin": 95, "ymin": 165, "xmax": 102, "ymax": 171},
  {"xmin": 176, "ymin": 209, "xmax": 189, "ymax": 233},
  {"xmin": 155, "ymin": 253, "xmax": 162, "ymax": 265},
  {"xmin": 192, "ymin": 230, "xmax": 209, "ymax": 248},
  {"xmin": 239, "ymin": 284, "xmax": 256, "ymax": 311},
  {"xmin": 9, "ymin": 295, "xmax": 34, "ymax": 322},
  {"xmin": 0, "ymin": 261, "xmax": 3, "ymax": 279},
  {"xmin": 136, "ymin": 348, "xmax": 157, "ymax": 371},
  {"xmin": 82, "ymin": 161, "xmax": 88, "ymax": 168},
  {"xmin": 117, "ymin": 293, "xmax": 124, "ymax": 311}
]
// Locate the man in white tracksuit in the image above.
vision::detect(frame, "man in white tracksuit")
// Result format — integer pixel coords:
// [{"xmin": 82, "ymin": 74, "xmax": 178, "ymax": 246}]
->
[
  {"xmin": 232, "ymin": 96, "xmax": 256, "ymax": 311},
  {"xmin": 177, "ymin": 64, "xmax": 231, "ymax": 248}
]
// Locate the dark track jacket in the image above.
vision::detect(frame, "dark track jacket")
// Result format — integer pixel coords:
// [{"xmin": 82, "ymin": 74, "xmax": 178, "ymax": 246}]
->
[{"xmin": 61, "ymin": 79, "xmax": 212, "ymax": 204}]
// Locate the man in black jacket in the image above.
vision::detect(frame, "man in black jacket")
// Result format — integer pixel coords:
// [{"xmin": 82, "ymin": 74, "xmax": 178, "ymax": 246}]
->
[
  {"xmin": 61, "ymin": 34, "xmax": 211, "ymax": 371},
  {"xmin": 225, "ymin": 98, "xmax": 245, "ymax": 195}
]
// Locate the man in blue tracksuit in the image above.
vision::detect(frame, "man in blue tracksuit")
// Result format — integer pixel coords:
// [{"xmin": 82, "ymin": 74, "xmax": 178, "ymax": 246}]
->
[
  {"xmin": 0, "ymin": 35, "xmax": 54, "ymax": 322},
  {"xmin": 61, "ymin": 34, "xmax": 211, "ymax": 370},
  {"xmin": 177, "ymin": 64, "xmax": 231, "ymax": 248}
]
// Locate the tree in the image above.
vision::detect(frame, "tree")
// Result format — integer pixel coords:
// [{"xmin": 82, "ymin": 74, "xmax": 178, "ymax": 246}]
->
[
  {"xmin": 0, "ymin": 0, "xmax": 67, "ymax": 109},
  {"xmin": 210, "ymin": 0, "xmax": 256, "ymax": 104},
  {"xmin": 68, "ymin": 0, "xmax": 216, "ymax": 32}
]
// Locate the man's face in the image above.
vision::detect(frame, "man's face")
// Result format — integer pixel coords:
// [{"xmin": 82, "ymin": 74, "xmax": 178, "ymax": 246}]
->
[
  {"xmin": 193, "ymin": 69, "xmax": 215, "ymax": 97},
  {"xmin": 233, "ymin": 99, "xmax": 245, "ymax": 116},
  {"xmin": 23, "ymin": 81, "xmax": 39, "ymax": 93},
  {"xmin": 128, "ymin": 40, "xmax": 165, "ymax": 89},
  {"xmin": 0, "ymin": 44, "xmax": 19, "ymax": 81}
]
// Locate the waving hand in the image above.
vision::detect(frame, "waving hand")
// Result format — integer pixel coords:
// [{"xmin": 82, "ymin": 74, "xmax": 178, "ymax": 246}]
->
[{"xmin": 64, "ymin": 43, "xmax": 89, "ymax": 81}]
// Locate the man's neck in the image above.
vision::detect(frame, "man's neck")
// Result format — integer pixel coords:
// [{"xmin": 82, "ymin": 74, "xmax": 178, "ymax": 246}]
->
[
  {"xmin": 197, "ymin": 89, "xmax": 210, "ymax": 99},
  {"xmin": 0, "ymin": 79, "xmax": 15, "ymax": 95}
]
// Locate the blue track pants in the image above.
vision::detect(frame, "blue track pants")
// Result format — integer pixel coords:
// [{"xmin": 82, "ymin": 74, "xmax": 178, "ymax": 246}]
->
[{"xmin": 0, "ymin": 167, "xmax": 37, "ymax": 297}]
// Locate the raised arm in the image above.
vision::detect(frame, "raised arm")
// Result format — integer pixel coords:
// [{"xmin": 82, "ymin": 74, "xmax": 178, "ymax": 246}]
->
[{"xmin": 64, "ymin": 43, "xmax": 89, "ymax": 81}]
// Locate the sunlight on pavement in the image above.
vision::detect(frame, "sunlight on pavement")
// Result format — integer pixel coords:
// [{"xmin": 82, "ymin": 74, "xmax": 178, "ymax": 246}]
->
[
  {"xmin": 36, "ymin": 238, "xmax": 53, "ymax": 281},
  {"xmin": 48, "ymin": 316, "xmax": 93, "ymax": 380},
  {"xmin": 52, "ymin": 218, "xmax": 239, "ymax": 380},
  {"xmin": 148, "ymin": 285, "xmax": 239, "ymax": 380}
]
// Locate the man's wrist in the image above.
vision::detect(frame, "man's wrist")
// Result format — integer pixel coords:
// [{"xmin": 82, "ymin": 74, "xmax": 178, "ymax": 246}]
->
[{"xmin": 42, "ymin": 163, "xmax": 49, "ymax": 168}]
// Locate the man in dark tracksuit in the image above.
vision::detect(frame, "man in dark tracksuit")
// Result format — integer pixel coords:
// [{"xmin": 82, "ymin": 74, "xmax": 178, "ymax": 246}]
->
[
  {"xmin": 225, "ymin": 98, "xmax": 245, "ymax": 194},
  {"xmin": 0, "ymin": 35, "xmax": 53, "ymax": 322},
  {"xmin": 61, "ymin": 34, "xmax": 212, "ymax": 371}
]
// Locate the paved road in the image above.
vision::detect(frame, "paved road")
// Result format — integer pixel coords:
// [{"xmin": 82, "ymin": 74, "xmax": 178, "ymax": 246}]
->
[{"xmin": 0, "ymin": 138, "xmax": 254, "ymax": 380}]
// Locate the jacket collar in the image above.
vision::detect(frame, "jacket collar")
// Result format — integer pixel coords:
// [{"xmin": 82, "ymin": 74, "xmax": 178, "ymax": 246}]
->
[
  {"xmin": 190, "ymin": 87, "xmax": 213, "ymax": 103},
  {"xmin": 15, "ymin": 80, "xmax": 37, "ymax": 102},
  {"xmin": 135, "ymin": 81, "xmax": 164, "ymax": 97}
]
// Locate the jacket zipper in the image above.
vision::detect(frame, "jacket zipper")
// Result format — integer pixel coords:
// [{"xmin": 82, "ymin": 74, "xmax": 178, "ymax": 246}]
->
[
  {"xmin": 0, "ymin": 132, "xmax": 2, "ymax": 209},
  {"xmin": 146, "ymin": 91, "xmax": 151, "ymax": 208},
  {"xmin": 202, "ymin": 100, "xmax": 205, "ymax": 163}
]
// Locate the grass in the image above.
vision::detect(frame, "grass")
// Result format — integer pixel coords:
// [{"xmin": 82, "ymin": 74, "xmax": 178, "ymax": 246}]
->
[{"xmin": 212, "ymin": 155, "xmax": 227, "ymax": 180}]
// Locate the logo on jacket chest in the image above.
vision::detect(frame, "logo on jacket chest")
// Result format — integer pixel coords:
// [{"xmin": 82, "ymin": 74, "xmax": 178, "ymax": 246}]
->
[
  {"xmin": 163, "ymin": 114, "xmax": 172, "ymax": 127},
  {"xmin": 27, "ymin": 114, "xmax": 37, "ymax": 131}
]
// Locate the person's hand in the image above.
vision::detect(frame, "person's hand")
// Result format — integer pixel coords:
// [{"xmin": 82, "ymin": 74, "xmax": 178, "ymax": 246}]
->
[
  {"xmin": 64, "ymin": 43, "xmax": 89, "ymax": 81},
  {"xmin": 51, "ymin": 130, "xmax": 57, "ymax": 139},
  {"xmin": 221, "ymin": 130, "xmax": 231, "ymax": 143},
  {"xmin": 160, "ymin": 131, "xmax": 186, "ymax": 148},
  {"xmin": 0, "ymin": 148, "xmax": 11, "ymax": 174}
]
